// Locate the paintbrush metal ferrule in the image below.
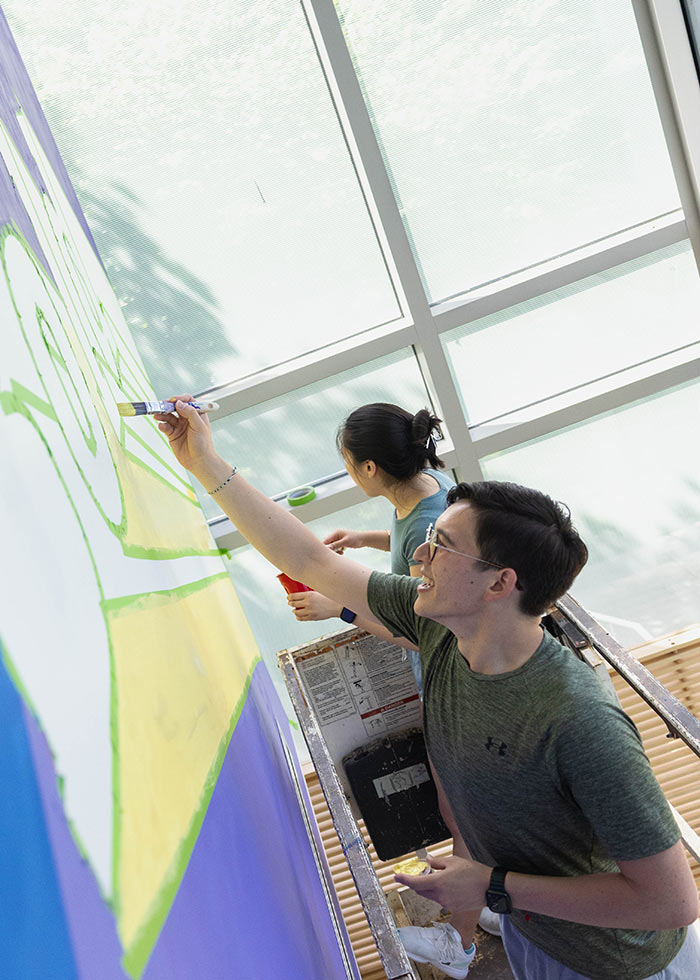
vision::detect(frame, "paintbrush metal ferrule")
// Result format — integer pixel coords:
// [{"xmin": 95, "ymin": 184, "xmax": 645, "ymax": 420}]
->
[{"xmin": 117, "ymin": 400, "xmax": 220, "ymax": 417}]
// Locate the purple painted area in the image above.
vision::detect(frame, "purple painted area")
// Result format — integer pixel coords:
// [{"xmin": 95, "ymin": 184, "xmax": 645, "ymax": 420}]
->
[
  {"xmin": 143, "ymin": 662, "xmax": 357, "ymax": 980},
  {"xmin": 23, "ymin": 700, "xmax": 129, "ymax": 980},
  {"xmin": 0, "ymin": 5, "xmax": 101, "ymax": 275},
  {"xmin": 25, "ymin": 663, "xmax": 357, "ymax": 980}
]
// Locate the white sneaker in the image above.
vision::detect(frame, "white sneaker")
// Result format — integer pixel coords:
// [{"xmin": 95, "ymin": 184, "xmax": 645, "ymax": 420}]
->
[
  {"xmin": 398, "ymin": 921, "xmax": 476, "ymax": 979},
  {"xmin": 478, "ymin": 906, "xmax": 502, "ymax": 936}
]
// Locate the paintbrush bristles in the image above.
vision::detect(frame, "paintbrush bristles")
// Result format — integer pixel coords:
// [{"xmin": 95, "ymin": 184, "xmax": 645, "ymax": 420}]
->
[{"xmin": 117, "ymin": 400, "xmax": 174, "ymax": 416}]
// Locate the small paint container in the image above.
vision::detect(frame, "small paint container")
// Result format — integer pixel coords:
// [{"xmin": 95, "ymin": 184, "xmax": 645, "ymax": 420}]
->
[
  {"xmin": 277, "ymin": 572, "xmax": 312, "ymax": 595},
  {"xmin": 393, "ymin": 859, "xmax": 431, "ymax": 876}
]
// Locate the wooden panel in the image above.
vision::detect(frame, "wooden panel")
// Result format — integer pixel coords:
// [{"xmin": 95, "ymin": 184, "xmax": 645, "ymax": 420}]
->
[
  {"xmin": 305, "ymin": 627, "xmax": 700, "ymax": 978},
  {"xmin": 613, "ymin": 628, "xmax": 700, "ymax": 889},
  {"xmin": 305, "ymin": 773, "xmax": 453, "ymax": 980}
]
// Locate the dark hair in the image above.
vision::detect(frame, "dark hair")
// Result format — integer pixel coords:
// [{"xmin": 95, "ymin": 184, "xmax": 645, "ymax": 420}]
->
[
  {"xmin": 338, "ymin": 403, "xmax": 444, "ymax": 481},
  {"xmin": 445, "ymin": 481, "xmax": 588, "ymax": 617}
]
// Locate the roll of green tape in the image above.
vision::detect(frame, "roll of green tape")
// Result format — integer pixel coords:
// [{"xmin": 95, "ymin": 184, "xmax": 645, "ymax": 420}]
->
[{"xmin": 287, "ymin": 485, "xmax": 316, "ymax": 507}]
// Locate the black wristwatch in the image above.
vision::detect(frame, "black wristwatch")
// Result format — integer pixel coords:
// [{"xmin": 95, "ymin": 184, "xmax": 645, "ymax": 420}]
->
[
  {"xmin": 339, "ymin": 607, "xmax": 357, "ymax": 624},
  {"xmin": 485, "ymin": 866, "xmax": 513, "ymax": 914}
]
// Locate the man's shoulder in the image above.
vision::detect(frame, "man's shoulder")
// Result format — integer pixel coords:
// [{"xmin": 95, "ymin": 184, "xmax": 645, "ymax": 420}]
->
[
  {"xmin": 367, "ymin": 571, "xmax": 420, "ymax": 641},
  {"xmin": 531, "ymin": 632, "xmax": 621, "ymax": 717}
]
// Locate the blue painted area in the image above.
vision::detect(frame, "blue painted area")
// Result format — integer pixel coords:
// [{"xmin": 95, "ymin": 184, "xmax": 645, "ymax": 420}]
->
[
  {"xmin": 0, "ymin": 648, "xmax": 78, "ymax": 980},
  {"xmin": 24, "ymin": 656, "xmax": 356, "ymax": 980}
]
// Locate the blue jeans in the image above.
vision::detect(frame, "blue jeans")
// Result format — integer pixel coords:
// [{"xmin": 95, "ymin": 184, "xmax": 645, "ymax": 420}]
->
[
  {"xmin": 406, "ymin": 648, "xmax": 423, "ymax": 696},
  {"xmin": 501, "ymin": 916, "xmax": 700, "ymax": 980}
]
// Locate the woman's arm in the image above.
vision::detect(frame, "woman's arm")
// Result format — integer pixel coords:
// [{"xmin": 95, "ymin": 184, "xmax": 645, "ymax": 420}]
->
[
  {"xmin": 324, "ymin": 528, "xmax": 391, "ymax": 553},
  {"xmin": 156, "ymin": 398, "xmax": 375, "ymax": 619}
]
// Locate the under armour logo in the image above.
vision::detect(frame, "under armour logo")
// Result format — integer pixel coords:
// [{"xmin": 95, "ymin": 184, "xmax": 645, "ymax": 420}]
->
[{"xmin": 485, "ymin": 736, "xmax": 507, "ymax": 756}]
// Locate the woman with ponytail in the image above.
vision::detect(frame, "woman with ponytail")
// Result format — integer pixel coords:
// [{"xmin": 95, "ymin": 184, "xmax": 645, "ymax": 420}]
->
[{"xmin": 286, "ymin": 402, "xmax": 453, "ymax": 690}]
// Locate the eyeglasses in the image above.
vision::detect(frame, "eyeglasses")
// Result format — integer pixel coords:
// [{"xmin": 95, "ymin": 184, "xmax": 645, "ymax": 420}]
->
[
  {"xmin": 422, "ymin": 523, "xmax": 523, "ymax": 590},
  {"xmin": 423, "ymin": 523, "xmax": 504, "ymax": 568}
]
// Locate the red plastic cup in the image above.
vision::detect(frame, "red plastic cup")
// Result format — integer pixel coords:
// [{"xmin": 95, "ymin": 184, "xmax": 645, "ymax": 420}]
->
[{"xmin": 277, "ymin": 572, "xmax": 312, "ymax": 595}]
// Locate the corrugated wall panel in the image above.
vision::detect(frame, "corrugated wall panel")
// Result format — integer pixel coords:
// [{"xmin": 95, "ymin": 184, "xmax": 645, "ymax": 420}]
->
[{"xmin": 612, "ymin": 629, "xmax": 700, "ymax": 889}]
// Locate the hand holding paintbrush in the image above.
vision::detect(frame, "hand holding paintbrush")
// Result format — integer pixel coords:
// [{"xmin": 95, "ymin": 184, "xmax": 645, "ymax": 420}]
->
[{"xmin": 117, "ymin": 399, "xmax": 219, "ymax": 417}]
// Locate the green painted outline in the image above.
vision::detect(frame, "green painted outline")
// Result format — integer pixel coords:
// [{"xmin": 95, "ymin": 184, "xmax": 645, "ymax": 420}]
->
[
  {"xmin": 16, "ymin": 116, "xmax": 197, "ymax": 503},
  {"xmin": 3, "ymin": 124, "xmax": 183, "ymax": 512},
  {"xmin": 103, "ymin": 570, "xmax": 253, "ymax": 961},
  {"xmin": 124, "ymin": 422, "xmax": 196, "ymax": 494},
  {"xmin": 38, "ymin": 307, "xmax": 98, "ymax": 455},
  {"xmin": 112, "ymin": 630, "xmax": 261, "ymax": 977},
  {"xmin": 2, "ymin": 229, "xmax": 216, "ymax": 551},
  {"xmin": 2, "ymin": 112, "xmax": 249, "ymax": 974},
  {"xmin": 101, "ymin": 572, "xmax": 229, "ymax": 617},
  {"xmin": 0, "ymin": 222, "xmax": 129, "ymax": 539},
  {"xmin": 0, "ymin": 378, "xmax": 57, "ymax": 422},
  {"xmin": 20, "ymin": 112, "xmax": 152, "ymax": 393},
  {"xmin": 2, "ymin": 124, "xmax": 196, "ymax": 503},
  {"xmin": 0, "ymin": 375, "xmax": 113, "ymax": 901}
]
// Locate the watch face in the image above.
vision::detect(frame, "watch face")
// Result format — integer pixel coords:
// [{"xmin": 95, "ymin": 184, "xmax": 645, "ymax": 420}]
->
[{"xmin": 487, "ymin": 891, "xmax": 511, "ymax": 914}]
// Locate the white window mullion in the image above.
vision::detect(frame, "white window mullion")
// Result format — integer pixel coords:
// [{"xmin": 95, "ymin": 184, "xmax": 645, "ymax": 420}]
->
[
  {"xmin": 198, "ymin": 321, "xmax": 417, "ymax": 416},
  {"xmin": 431, "ymin": 214, "xmax": 687, "ymax": 336},
  {"xmin": 632, "ymin": 0, "xmax": 700, "ymax": 273},
  {"xmin": 472, "ymin": 351, "xmax": 700, "ymax": 458},
  {"xmin": 304, "ymin": 0, "xmax": 484, "ymax": 483}
]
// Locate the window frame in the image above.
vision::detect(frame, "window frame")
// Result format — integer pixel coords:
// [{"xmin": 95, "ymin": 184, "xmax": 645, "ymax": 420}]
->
[{"xmin": 200, "ymin": 0, "xmax": 700, "ymax": 550}]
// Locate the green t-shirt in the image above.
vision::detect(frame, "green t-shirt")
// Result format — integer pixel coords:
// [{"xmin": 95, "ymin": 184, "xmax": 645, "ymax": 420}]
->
[{"xmin": 368, "ymin": 571, "xmax": 685, "ymax": 980}]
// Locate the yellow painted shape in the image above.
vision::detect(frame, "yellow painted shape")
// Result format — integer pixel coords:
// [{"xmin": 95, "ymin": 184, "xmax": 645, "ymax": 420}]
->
[
  {"xmin": 106, "ymin": 421, "xmax": 211, "ymax": 554},
  {"xmin": 53, "ymin": 286, "xmax": 209, "ymax": 554},
  {"xmin": 110, "ymin": 576, "xmax": 260, "ymax": 947}
]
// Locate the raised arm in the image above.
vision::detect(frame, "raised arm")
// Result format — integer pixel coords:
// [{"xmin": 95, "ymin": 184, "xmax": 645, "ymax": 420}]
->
[{"xmin": 156, "ymin": 398, "xmax": 374, "ymax": 619}]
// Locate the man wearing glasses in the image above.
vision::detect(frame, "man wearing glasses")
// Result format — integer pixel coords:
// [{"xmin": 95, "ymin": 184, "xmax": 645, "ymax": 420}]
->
[{"xmin": 157, "ymin": 398, "xmax": 700, "ymax": 980}]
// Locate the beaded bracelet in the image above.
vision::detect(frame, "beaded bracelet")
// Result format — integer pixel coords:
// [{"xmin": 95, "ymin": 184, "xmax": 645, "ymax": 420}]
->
[{"xmin": 208, "ymin": 467, "xmax": 237, "ymax": 494}]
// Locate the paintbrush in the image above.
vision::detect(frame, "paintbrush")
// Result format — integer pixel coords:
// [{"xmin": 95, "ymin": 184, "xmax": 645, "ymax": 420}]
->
[{"xmin": 117, "ymin": 400, "xmax": 220, "ymax": 417}]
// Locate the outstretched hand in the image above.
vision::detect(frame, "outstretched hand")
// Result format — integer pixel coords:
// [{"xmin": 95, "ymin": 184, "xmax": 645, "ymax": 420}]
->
[
  {"xmin": 323, "ymin": 528, "xmax": 365, "ymax": 553},
  {"xmin": 393, "ymin": 854, "xmax": 491, "ymax": 914},
  {"xmin": 154, "ymin": 394, "xmax": 219, "ymax": 477}
]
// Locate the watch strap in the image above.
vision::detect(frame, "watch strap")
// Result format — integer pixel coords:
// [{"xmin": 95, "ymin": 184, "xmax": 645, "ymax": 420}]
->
[
  {"xmin": 486, "ymin": 866, "xmax": 512, "ymax": 914},
  {"xmin": 489, "ymin": 866, "xmax": 508, "ymax": 893}
]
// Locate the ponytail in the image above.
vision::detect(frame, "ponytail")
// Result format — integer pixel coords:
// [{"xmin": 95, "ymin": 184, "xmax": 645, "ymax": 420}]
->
[
  {"xmin": 411, "ymin": 408, "xmax": 444, "ymax": 472},
  {"xmin": 338, "ymin": 402, "xmax": 444, "ymax": 481}
]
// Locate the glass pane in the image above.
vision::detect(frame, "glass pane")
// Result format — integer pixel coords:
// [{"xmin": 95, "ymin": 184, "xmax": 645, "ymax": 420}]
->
[
  {"xmin": 443, "ymin": 241, "xmax": 700, "ymax": 428},
  {"xmin": 5, "ymin": 0, "xmax": 400, "ymax": 396},
  {"xmin": 481, "ymin": 380, "xmax": 700, "ymax": 647},
  {"xmin": 225, "ymin": 496, "xmax": 397, "ymax": 760},
  {"xmin": 338, "ymin": 0, "xmax": 680, "ymax": 302},
  {"xmin": 682, "ymin": 1, "xmax": 700, "ymax": 67},
  {"xmin": 196, "ymin": 349, "xmax": 430, "ymax": 519}
]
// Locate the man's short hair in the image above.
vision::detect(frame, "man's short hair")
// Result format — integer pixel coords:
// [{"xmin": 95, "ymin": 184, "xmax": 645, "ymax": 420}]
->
[{"xmin": 445, "ymin": 481, "xmax": 588, "ymax": 616}]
